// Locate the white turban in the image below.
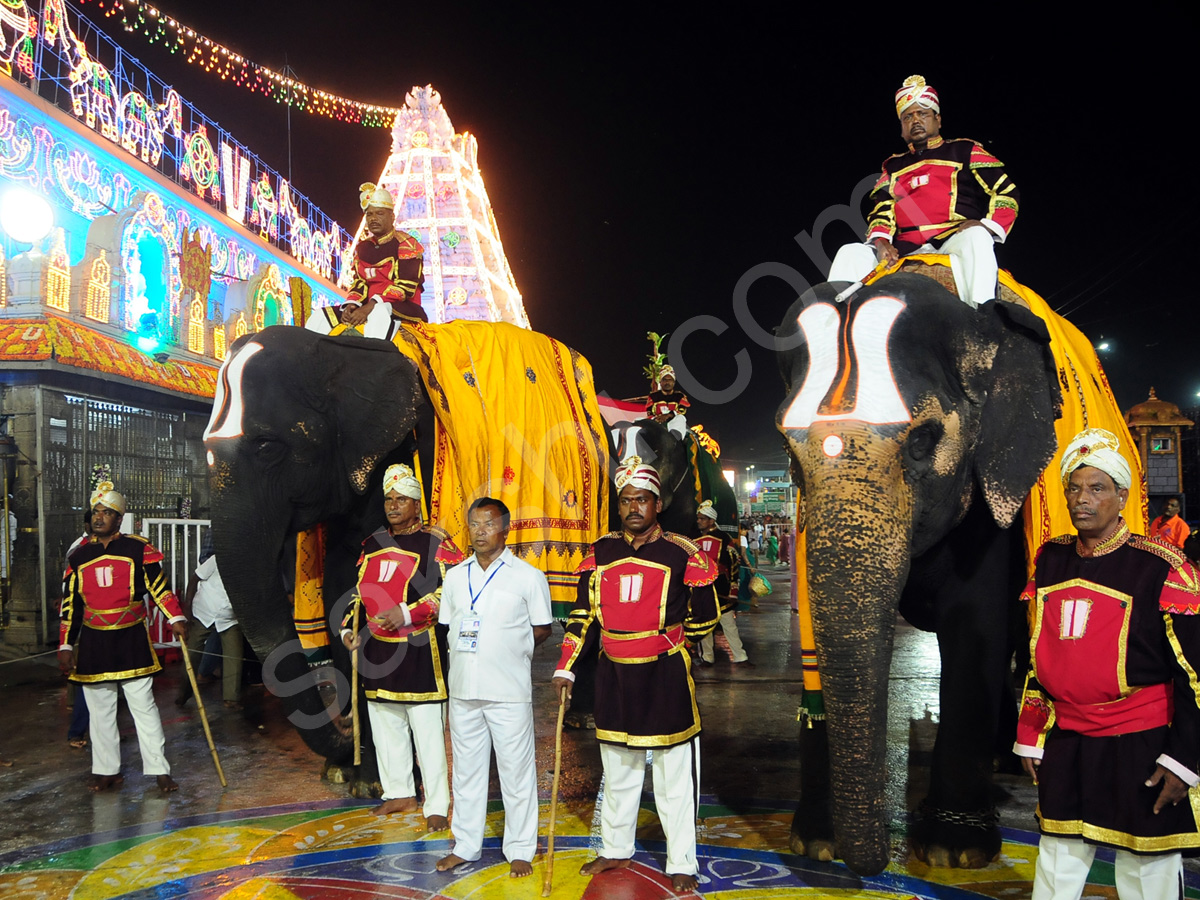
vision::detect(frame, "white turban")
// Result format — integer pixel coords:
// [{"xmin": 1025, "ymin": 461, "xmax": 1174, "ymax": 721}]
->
[
  {"xmin": 90, "ymin": 481, "xmax": 126, "ymax": 515},
  {"xmin": 1060, "ymin": 428, "xmax": 1132, "ymax": 491},
  {"xmin": 615, "ymin": 455, "xmax": 661, "ymax": 496},
  {"xmin": 359, "ymin": 182, "xmax": 395, "ymax": 211},
  {"xmin": 383, "ymin": 464, "xmax": 422, "ymax": 500},
  {"xmin": 697, "ymin": 499, "xmax": 718, "ymax": 520},
  {"xmin": 895, "ymin": 74, "xmax": 940, "ymax": 117}
]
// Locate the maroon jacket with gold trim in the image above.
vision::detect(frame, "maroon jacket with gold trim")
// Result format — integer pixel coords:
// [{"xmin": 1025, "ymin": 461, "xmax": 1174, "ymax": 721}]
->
[
  {"xmin": 865, "ymin": 135, "xmax": 1019, "ymax": 255},
  {"xmin": 1016, "ymin": 523, "xmax": 1200, "ymax": 774},
  {"xmin": 60, "ymin": 534, "xmax": 184, "ymax": 683}
]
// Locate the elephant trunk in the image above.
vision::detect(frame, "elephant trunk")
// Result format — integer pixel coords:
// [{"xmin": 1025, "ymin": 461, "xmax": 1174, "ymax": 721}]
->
[
  {"xmin": 210, "ymin": 475, "xmax": 352, "ymax": 763},
  {"xmin": 798, "ymin": 428, "xmax": 914, "ymax": 876}
]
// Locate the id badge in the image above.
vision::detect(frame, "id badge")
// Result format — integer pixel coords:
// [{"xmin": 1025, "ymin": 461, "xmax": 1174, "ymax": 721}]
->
[{"xmin": 457, "ymin": 617, "xmax": 481, "ymax": 653}]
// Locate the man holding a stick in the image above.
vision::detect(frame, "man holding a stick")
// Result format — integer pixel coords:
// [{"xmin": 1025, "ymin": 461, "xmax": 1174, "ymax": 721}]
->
[
  {"xmin": 58, "ymin": 482, "xmax": 187, "ymax": 793},
  {"xmin": 340, "ymin": 464, "xmax": 463, "ymax": 827},
  {"xmin": 553, "ymin": 457, "xmax": 719, "ymax": 893}
]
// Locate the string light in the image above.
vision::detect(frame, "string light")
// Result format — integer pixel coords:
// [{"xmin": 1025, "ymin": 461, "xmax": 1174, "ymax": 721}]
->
[{"xmin": 78, "ymin": 0, "xmax": 402, "ymax": 127}]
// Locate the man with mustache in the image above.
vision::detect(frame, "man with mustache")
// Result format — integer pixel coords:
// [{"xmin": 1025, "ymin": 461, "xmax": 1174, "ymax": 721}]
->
[
  {"xmin": 828, "ymin": 74, "xmax": 1019, "ymax": 308},
  {"xmin": 553, "ymin": 457, "xmax": 719, "ymax": 893},
  {"xmin": 1015, "ymin": 429, "xmax": 1200, "ymax": 898}
]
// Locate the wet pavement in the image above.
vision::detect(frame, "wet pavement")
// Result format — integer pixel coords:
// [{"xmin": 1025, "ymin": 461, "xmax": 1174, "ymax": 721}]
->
[{"xmin": 0, "ymin": 564, "xmax": 1194, "ymax": 898}]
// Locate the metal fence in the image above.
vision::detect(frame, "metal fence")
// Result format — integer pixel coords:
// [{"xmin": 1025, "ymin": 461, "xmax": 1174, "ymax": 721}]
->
[{"xmin": 141, "ymin": 517, "xmax": 210, "ymax": 649}]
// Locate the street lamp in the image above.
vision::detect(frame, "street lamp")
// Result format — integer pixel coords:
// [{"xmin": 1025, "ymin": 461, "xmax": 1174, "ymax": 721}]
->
[{"xmin": 0, "ymin": 188, "xmax": 54, "ymax": 245}]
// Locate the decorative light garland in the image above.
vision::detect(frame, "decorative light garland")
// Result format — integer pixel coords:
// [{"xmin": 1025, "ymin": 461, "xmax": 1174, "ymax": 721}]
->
[{"xmin": 78, "ymin": 0, "xmax": 402, "ymax": 127}]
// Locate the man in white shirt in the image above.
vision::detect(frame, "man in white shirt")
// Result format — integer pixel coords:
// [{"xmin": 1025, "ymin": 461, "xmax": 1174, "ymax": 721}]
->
[
  {"xmin": 435, "ymin": 497, "xmax": 553, "ymax": 879},
  {"xmin": 178, "ymin": 541, "xmax": 243, "ymax": 708}
]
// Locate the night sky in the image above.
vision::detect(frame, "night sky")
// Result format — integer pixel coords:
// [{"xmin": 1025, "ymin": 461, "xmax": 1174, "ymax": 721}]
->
[{"xmin": 93, "ymin": 3, "xmax": 1195, "ymax": 468}]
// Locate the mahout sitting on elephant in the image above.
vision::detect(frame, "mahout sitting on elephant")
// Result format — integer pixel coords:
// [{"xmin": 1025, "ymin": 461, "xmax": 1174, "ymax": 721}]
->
[{"xmin": 775, "ymin": 271, "xmax": 1063, "ymax": 875}]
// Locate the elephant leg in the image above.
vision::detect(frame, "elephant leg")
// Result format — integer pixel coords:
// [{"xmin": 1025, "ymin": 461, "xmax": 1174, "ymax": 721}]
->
[
  {"xmin": 909, "ymin": 509, "xmax": 1016, "ymax": 867},
  {"xmin": 790, "ymin": 718, "xmax": 836, "ymax": 861}
]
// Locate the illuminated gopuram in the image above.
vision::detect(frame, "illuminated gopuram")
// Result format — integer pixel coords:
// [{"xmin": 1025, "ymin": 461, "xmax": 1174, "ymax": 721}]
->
[{"xmin": 355, "ymin": 86, "xmax": 528, "ymax": 327}]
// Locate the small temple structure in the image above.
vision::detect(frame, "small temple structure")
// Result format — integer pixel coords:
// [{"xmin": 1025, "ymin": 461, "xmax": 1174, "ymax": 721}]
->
[{"xmin": 1125, "ymin": 388, "xmax": 1194, "ymax": 512}]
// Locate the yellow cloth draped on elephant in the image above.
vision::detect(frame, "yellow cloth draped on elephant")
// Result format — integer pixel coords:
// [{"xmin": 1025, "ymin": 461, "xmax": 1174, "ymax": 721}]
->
[{"xmin": 391, "ymin": 320, "xmax": 610, "ymax": 610}]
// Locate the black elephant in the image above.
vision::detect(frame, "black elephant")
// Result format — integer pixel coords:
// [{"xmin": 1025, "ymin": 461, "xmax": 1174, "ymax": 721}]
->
[
  {"xmin": 204, "ymin": 326, "xmax": 427, "ymax": 780},
  {"xmin": 774, "ymin": 272, "xmax": 1062, "ymax": 876}
]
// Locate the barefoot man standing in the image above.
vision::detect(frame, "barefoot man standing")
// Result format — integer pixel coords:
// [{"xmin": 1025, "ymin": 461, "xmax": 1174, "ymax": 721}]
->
[
  {"xmin": 435, "ymin": 498, "xmax": 553, "ymax": 879},
  {"xmin": 553, "ymin": 457, "xmax": 719, "ymax": 893},
  {"xmin": 58, "ymin": 482, "xmax": 187, "ymax": 793}
]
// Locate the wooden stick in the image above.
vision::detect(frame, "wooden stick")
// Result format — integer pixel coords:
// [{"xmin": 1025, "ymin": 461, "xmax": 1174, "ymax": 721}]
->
[
  {"xmin": 542, "ymin": 690, "xmax": 567, "ymax": 897},
  {"xmin": 352, "ymin": 602, "xmax": 362, "ymax": 766},
  {"xmin": 180, "ymin": 639, "xmax": 227, "ymax": 787}
]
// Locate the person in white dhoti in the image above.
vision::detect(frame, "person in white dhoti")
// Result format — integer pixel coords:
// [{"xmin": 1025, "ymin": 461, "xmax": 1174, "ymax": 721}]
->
[
  {"xmin": 827, "ymin": 75, "xmax": 1020, "ymax": 308},
  {"xmin": 435, "ymin": 497, "xmax": 553, "ymax": 879}
]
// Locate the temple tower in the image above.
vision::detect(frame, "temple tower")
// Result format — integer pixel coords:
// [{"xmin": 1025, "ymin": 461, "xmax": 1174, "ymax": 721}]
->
[{"xmin": 349, "ymin": 85, "xmax": 528, "ymax": 327}]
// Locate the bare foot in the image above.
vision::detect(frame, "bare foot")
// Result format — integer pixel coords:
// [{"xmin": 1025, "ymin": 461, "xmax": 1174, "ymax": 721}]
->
[
  {"xmin": 89, "ymin": 774, "xmax": 124, "ymax": 792},
  {"xmin": 156, "ymin": 774, "xmax": 179, "ymax": 793},
  {"xmin": 0, "ymin": 758, "xmax": 13, "ymax": 767},
  {"xmin": 579, "ymin": 856, "xmax": 631, "ymax": 876},
  {"xmin": 372, "ymin": 797, "xmax": 419, "ymax": 816},
  {"xmin": 425, "ymin": 814, "xmax": 449, "ymax": 832},
  {"xmin": 671, "ymin": 872, "xmax": 699, "ymax": 892},
  {"xmin": 436, "ymin": 853, "xmax": 470, "ymax": 872},
  {"xmin": 509, "ymin": 859, "xmax": 533, "ymax": 878}
]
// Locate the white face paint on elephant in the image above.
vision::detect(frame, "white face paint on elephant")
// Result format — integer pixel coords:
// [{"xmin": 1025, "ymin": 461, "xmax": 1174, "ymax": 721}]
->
[
  {"xmin": 203, "ymin": 340, "xmax": 264, "ymax": 446},
  {"xmin": 781, "ymin": 296, "xmax": 910, "ymax": 429}
]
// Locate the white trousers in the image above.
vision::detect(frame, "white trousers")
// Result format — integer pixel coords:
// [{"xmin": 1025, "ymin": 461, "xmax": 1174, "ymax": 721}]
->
[
  {"xmin": 1031, "ymin": 835, "xmax": 1183, "ymax": 900},
  {"xmin": 83, "ymin": 678, "xmax": 170, "ymax": 777},
  {"xmin": 666, "ymin": 414, "xmax": 688, "ymax": 439},
  {"xmin": 599, "ymin": 738, "xmax": 700, "ymax": 876},
  {"xmin": 302, "ymin": 300, "xmax": 395, "ymax": 340},
  {"xmin": 827, "ymin": 226, "xmax": 998, "ymax": 307},
  {"xmin": 368, "ymin": 700, "xmax": 450, "ymax": 817},
  {"xmin": 447, "ymin": 698, "xmax": 539, "ymax": 863},
  {"xmin": 698, "ymin": 610, "xmax": 748, "ymax": 663}
]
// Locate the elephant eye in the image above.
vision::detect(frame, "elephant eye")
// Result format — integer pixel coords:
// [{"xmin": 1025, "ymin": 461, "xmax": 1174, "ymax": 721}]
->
[
  {"xmin": 905, "ymin": 422, "xmax": 943, "ymax": 462},
  {"xmin": 253, "ymin": 434, "xmax": 287, "ymax": 462}
]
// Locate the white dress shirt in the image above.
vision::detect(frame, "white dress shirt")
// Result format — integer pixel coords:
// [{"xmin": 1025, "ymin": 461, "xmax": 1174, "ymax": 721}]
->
[{"xmin": 438, "ymin": 547, "xmax": 552, "ymax": 703}]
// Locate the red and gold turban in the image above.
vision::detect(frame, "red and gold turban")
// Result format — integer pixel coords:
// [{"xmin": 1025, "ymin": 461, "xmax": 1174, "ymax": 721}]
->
[
  {"xmin": 615, "ymin": 455, "xmax": 661, "ymax": 496},
  {"xmin": 895, "ymin": 75, "xmax": 940, "ymax": 117}
]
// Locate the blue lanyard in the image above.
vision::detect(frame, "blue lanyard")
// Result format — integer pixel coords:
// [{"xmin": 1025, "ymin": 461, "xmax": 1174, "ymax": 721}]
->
[{"xmin": 467, "ymin": 559, "xmax": 505, "ymax": 613}]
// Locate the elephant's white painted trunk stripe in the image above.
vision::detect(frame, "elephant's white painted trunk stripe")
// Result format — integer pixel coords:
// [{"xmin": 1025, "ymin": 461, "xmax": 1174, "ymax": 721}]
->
[
  {"xmin": 203, "ymin": 340, "xmax": 263, "ymax": 445},
  {"xmin": 782, "ymin": 297, "xmax": 910, "ymax": 429}
]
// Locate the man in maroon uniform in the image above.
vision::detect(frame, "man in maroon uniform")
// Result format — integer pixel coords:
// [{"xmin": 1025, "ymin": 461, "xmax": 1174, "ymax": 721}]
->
[
  {"xmin": 1015, "ymin": 429, "xmax": 1200, "ymax": 898},
  {"xmin": 341, "ymin": 464, "xmax": 463, "ymax": 827},
  {"xmin": 643, "ymin": 366, "xmax": 691, "ymax": 439},
  {"xmin": 553, "ymin": 457, "xmax": 719, "ymax": 893},
  {"xmin": 693, "ymin": 500, "xmax": 750, "ymax": 666},
  {"xmin": 305, "ymin": 182, "xmax": 426, "ymax": 338},
  {"xmin": 58, "ymin": 482, "xmax": 187, "ymax": 793},
  {"xmin": 828, "ymin": 75, "xmax": 1019, "ymax": 307}
]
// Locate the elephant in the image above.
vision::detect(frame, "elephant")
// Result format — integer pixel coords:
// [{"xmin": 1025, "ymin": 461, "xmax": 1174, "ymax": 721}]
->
[
  {"xmin": 774, "ymin": 272, "xmax": 1062, "ymax": 876},
  {"xmin": 204, "ymin": 326, "xmax": 427, "ymax": 780}
]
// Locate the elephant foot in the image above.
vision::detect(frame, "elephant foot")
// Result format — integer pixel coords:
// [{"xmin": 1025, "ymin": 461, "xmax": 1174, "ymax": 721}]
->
[
  {"xmin": 789, "ymin": 832, "xmax": 838, "ymax": 863},
  {"xmin": 321, "ymin": 760, "xmax": 350, "ymax": 784},
  {"xmin": 910, "ymin": 804, "xmax": 1001, "ymax": 869},
  {"xmin": 349, "ymin": 779, "xmax": 383, "ymax": 799}
]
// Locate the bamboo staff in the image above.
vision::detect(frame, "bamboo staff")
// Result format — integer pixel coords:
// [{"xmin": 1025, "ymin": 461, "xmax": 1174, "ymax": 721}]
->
[
  {"xmin": 351, "ymin": 602, "xmax": 362, "ymax": 766},
  {"xmin": 180, "ymin": 641, "xmax": 227, "ymax": 787},
  {"xmin": 542, "ymin": 690, "xmax": 568, "ymax": 897}
]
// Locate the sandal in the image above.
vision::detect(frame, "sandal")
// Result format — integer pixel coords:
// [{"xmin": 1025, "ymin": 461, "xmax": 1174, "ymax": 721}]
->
[{"xmin": 68, "ymin": 737, "xmax": 88, "ymax": 750}]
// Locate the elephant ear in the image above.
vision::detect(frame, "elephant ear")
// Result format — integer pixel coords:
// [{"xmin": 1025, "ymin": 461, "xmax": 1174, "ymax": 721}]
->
[
  {"xmin": 971, "ymin": 301, "xmax": 1063, "ymax": 528},
  {"xmin": 327, "ymin": 338, "xmax": 427, "ymax": 495}
]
